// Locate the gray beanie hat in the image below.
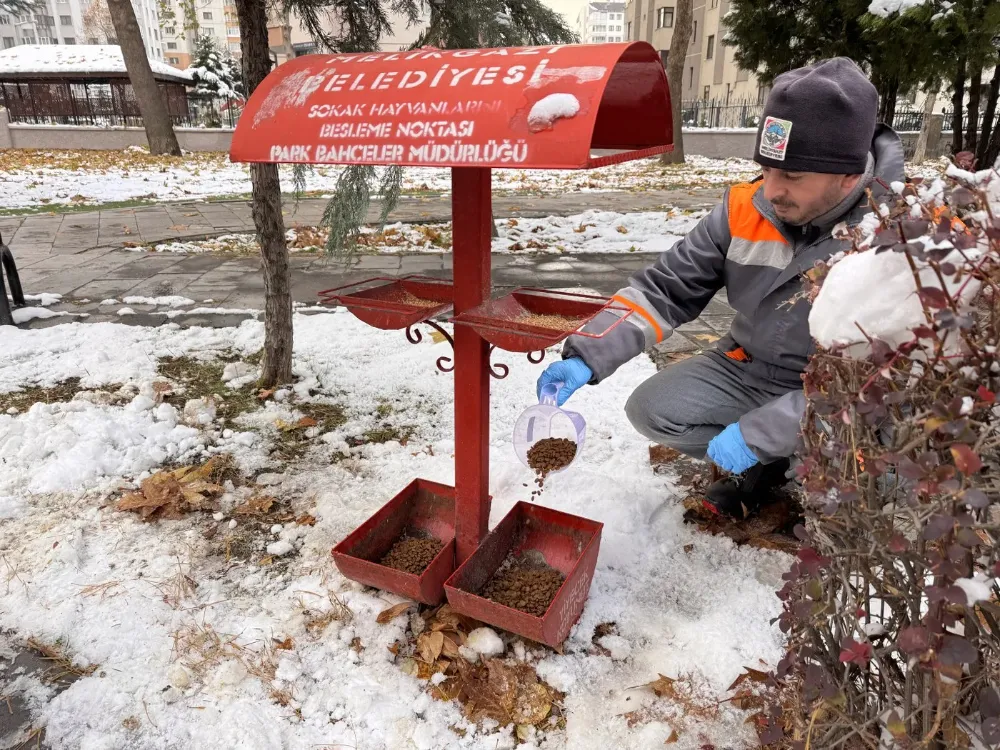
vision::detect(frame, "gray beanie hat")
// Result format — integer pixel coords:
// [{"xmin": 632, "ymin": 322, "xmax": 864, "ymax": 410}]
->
[{"xmin": 753, "ymin": 57, "xmax": 878, "ymax": 174}]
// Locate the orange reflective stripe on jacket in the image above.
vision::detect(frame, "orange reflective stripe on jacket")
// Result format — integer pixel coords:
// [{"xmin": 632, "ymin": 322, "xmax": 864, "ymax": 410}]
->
[
  {"xmin": 612, "ymin": 294, "xmax": 664, "ymax": 343},
  {"xmin": 727, "ymin": 182, "xmax": 788, "ymax": 245}
]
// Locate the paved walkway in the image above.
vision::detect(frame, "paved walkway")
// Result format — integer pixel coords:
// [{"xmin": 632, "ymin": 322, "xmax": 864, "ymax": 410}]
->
[
  {"xmin": 0, "ymin": 189, "xmax": 721, "ymax": 256},
  {"xmin": 1, "ymin": 187, "xmax": 733, "ymax": 355}
]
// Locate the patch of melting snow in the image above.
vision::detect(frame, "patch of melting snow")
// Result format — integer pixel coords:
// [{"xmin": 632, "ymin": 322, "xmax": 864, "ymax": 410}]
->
[{"xmin": 528, "ymin": 93, "xmax": 581, "ymax": 132}]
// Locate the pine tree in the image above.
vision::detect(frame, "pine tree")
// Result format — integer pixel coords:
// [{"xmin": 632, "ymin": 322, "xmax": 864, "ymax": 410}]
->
[
  {"xmin": 0, "ymin": 0, "xmax": 37, "ymax": 14},
  {"xmin": 189, "ymin": 35, "xmax": 244, "ymax": 99},
  {"xmin": 321, "ymin": 0, "xmax": 578, "ymax": 254},
  {"xmin": 725, "ymin": 0, "xmax": 1000, "ymax": 137}
]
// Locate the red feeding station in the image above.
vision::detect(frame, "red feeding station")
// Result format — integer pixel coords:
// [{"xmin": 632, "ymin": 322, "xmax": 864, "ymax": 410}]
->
[{"xmin": 230, "ymin": 41, "xmax": 673, "ymax": 646}]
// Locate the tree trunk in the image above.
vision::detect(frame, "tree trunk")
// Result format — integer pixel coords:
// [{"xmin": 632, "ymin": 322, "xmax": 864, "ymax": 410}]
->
[
  {"xmin": 913, "ymin": 84, "xmax": 938, "ymax": 164},
  {"xmin": 965, "ymin": 67, "xmax": 982, "ymax": 155},
  {"xmin": 106, "ymin": 0, "xmax": 181, "ymax": 155},
  {"xmin": 984, "ymin": 102, "xmax": 1000, "ymax": 167},
  {"xmin": 952, "ymin": 55, "xmax": 967, "ymax": 154},
  {"xmin": 977, "ymin": 66, "xmax": 1000, "ymax": 166},
  {"xmin": 234, "ymin": 0, "xmax": 293, "ymax": 387},
  {"xmin": 661, "ymin": 0, "xmax": 693, "ymax": 164},
  {"xmin": 876, "ymin": 74, "xmax": 899, "ymax": 126}
]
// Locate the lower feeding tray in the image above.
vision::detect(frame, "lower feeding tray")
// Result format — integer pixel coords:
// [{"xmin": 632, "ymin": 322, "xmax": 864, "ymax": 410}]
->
[
  {"xmin": 451, "ymin": 287, "xmax": 631, "ymax": 352},
  {"xmin": 443, "ymin": 502, "xmax": 603, "ymax": 647},
  {"xmin": 331, "ymin": 478, "xmax": 456, "ymax": 605}
]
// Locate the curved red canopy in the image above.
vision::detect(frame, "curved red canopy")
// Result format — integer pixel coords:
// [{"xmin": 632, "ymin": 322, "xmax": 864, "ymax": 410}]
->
[{"xmin": 230, "ymin": 42, "xmax": 672, "ymax": 170}]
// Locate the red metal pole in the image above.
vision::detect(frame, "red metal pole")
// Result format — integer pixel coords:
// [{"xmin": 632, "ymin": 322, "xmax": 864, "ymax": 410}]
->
[{"xmin": 451, "ymin": 167, "xmax": 492, "ymax": 564}]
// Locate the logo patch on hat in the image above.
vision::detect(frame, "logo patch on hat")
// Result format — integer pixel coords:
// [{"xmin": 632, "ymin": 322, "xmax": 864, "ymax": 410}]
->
[{"xmin": 760, "ymin": 116, "xmax": 793, "ymax": 161}]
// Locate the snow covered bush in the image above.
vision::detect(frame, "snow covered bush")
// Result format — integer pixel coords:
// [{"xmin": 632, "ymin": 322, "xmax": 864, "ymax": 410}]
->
[
  {"xmin": 761, "ymin": 155, "xmax": 1000, "ymax": 748},
  {"xmin": 188, "ymin": 35, "xmax": 243, "ymax": 100}
]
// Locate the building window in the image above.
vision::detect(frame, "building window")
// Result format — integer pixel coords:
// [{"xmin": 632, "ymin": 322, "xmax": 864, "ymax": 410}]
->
[
  {"xmin": 691, "ymin": 20, "xmax": 696, "ymax": 44},
  {"xmin": 165, "ymin": 25, "xmax": 175, "ymax": 34},
  {"xmin": 725, "ymin": 82, "xmax": 731, "ymax": 102},
  {"xmin": 659, "ymin": 49, "xmax": 668, "ymax": 67},
  {"xmin": 168, "ymin": 56, "xmax": 179, "ymax": 63},
  {"xmin": 711, "ymin": 0, "xmax": 719, "ymax": 6},
  {"xmin": 202, "ymin": 10, "xmax": 212, "ymax": 19},
  {"xmin": 703, "ymin": 85, "xmax": 710, "ymax": 100},
  {"xmin": 153, "ymin": 28, "xmax": 158, "ymax": 39},
  {"xmin": 59, "ymin": 14, "xmax": 71, "ymax": 24},
  {"xmin": 167, "ymin": 41, "xmax": 176, "ymax": 48},
  {"xmin": 656, "ymin": 7, "xmax": 673, "ymax": 28},
  {"xmin": 757, "ymin": 81, "xmax": 768, "ymax": 105},
  {"xmin": 706, "ymin": 34, "xmax": 714, "ymax": 59},
  {"xmin": 688, "ymin": 66, "xmax": 693, "ymax": 87},
  {"xmin": 202, "ymin": 26, "xmax": 214, "ymax": 35},
  {"xmin": 2, "ymin": 36, "xmax": 13, "ymax": 47},
  {"xmin": 0, "ymin": 16, "xmax": 9, "ymax": 24},
  {"xmin": 228, "ymin": 41, "xmax": 240, "ymax": 52},
  {"xmin": 63, "ymin": 36, "xmax": 74, "ymax": 43},
  {"xmin": 626, "ymin": 20, "xmax": 631, "ymax": 37}
]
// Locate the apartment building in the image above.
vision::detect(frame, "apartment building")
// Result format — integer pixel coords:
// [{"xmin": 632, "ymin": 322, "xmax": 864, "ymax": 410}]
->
[
  {"xmin": 577, "ymin": 2, "xmax": 626, "ymax": 44},
  {"xmin": 625, "ymin": 0, "xmax": 766, "ymax": 104},
  {"xmin": 160, "ymin": 0, "xmax": 238, "ymax": 68},
  {"xmin": 267, "ymin": 7, "xmax": 428, "ymax": 66},
  {"xmin": 0, "ymin": 0, "xmax": 162, "ymax": 60}
]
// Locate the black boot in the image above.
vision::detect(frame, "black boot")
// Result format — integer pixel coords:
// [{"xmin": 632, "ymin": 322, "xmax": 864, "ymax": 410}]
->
[{"xmin": 702, "ymin": 458, "xmax": 792, "ymax": 520}]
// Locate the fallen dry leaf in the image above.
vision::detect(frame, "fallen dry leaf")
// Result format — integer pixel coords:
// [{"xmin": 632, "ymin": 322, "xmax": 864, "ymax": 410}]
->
[
  {"xmin": 616, "ymin": 225, "xmax": 629, "ymax": 234},
  {"xmin": 377, "ymin": 602, "xmax": 414, "ymax": 625},
  {"xmin": 644, "ymin": 674, "xmax": 677, "ymax": 699},
  {"xmin": 418, "ymin": 630, "xmax": 445, "ymax": 663},
  {"xmin": 274, "ymin": 637, "xmax": 294, "ymax": 650},
  {"xmin": 258, "ymin": 388, "xmax": 276, "ymax": 401},
  {"xmin": 233, "ymin": 495, "xmax": 276, "ymax": 516},
  {"xmin": 726, "ymin": 667, "xmax": 771, "ymax": 692},
  {"xmin": 649, "ymin": 445, "xmax": 681, "ymax": 466},
  {"xmin": 295, "ymin": 513, "xmax": 317, "ymax": 526},
  {"xmin": 665, "ymin": 729, "xmax": 679, "ymax": 744}
]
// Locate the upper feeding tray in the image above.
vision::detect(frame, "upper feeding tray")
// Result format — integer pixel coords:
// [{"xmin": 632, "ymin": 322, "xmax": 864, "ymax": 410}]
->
[{"xmin": 318, "ymin": 275, "xmax": 454, "ymax": 330}]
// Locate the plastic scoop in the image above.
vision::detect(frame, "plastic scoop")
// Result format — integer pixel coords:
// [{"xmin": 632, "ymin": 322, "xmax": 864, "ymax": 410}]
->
[{"xmin": 513, "ymin": 382, "xmax": 586, "ymax": 474}]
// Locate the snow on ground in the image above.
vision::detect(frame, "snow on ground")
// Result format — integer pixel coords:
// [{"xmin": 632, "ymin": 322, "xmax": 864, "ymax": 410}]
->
[
  {"xmin": 0, "ymin": 313, "xmax": 787, "ymax": 749},
  {"xmin": 148, "ymin": 209, "xmax": 707, "ymax": 256},
  {"xmin": 0, "ymin": 151, "xmax": 761, "ymax": 210}
]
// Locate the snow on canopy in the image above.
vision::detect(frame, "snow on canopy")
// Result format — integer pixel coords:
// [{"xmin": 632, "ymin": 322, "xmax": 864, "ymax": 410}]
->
[
  {"xmin": 867, "ymin": 0, "xmax": 933, "ymax": 17},
  {"xmin": 0, "ymin": 45, "xmax": 192, "ymax": 82}
]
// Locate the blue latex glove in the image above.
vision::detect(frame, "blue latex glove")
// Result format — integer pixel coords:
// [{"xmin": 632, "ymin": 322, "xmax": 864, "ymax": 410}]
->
[
  {"xmin": 707, "ymin": 423, "xmax": 760, "ymax": 474},
  {"xmin": 536, "ymin": 357, "xmax": 593, "ymax": 406}
]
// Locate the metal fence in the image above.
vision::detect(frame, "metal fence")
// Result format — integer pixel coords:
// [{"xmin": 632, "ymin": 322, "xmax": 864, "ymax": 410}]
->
[
  {"xmin": 680, "ymin": 99, "xmax": 978, "ymax": 135},
  {"xmin": 0, "ymin": 80, "xmax": 243, "ymax": 129},
  {"xmin": 681, "ymin": 97, "xmax": 765, "ymax": 129}
]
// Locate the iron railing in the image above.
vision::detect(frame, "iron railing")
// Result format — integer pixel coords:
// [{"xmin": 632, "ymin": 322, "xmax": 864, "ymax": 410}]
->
[
  {"xmin": 0, "ymin": 80, "xmax": 243, "ymax": 128},
  {"xmin": 680, "ymin": 97, "xmax": 765, "ymax": 129}
]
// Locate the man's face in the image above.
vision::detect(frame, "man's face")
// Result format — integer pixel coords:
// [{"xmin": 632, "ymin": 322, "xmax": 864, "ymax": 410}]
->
[{"xmin": 761, "ymin": 168, "xmax": 862, "ymax": 226}]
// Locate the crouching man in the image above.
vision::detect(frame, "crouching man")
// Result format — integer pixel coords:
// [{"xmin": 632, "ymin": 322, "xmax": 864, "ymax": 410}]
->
[{"xmin": 536, "ymin": 57, "xmax": 904, "ymax": 518}]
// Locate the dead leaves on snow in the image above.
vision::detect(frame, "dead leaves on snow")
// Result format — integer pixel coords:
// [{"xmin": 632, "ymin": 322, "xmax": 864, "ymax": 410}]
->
[
  {"xmin": 117, "ymin": 455, "xmax": 231, "ymax": 521},
  {"xmin": 274, "ymin": 416, "xmax": 318, "ymax": 432},
  {"xmin": 453, "ymin": 658, "xmax": 560, "ymax": 727},
  {"xmin": 380, "ymin": 603, "xmax": 565, "ymax": 735}
]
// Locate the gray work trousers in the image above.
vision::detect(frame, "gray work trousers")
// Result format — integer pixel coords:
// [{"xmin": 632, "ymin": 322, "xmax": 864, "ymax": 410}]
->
[{"xmin": 624, "ymin": 350, "xmax": 798, "ymax": 460}]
